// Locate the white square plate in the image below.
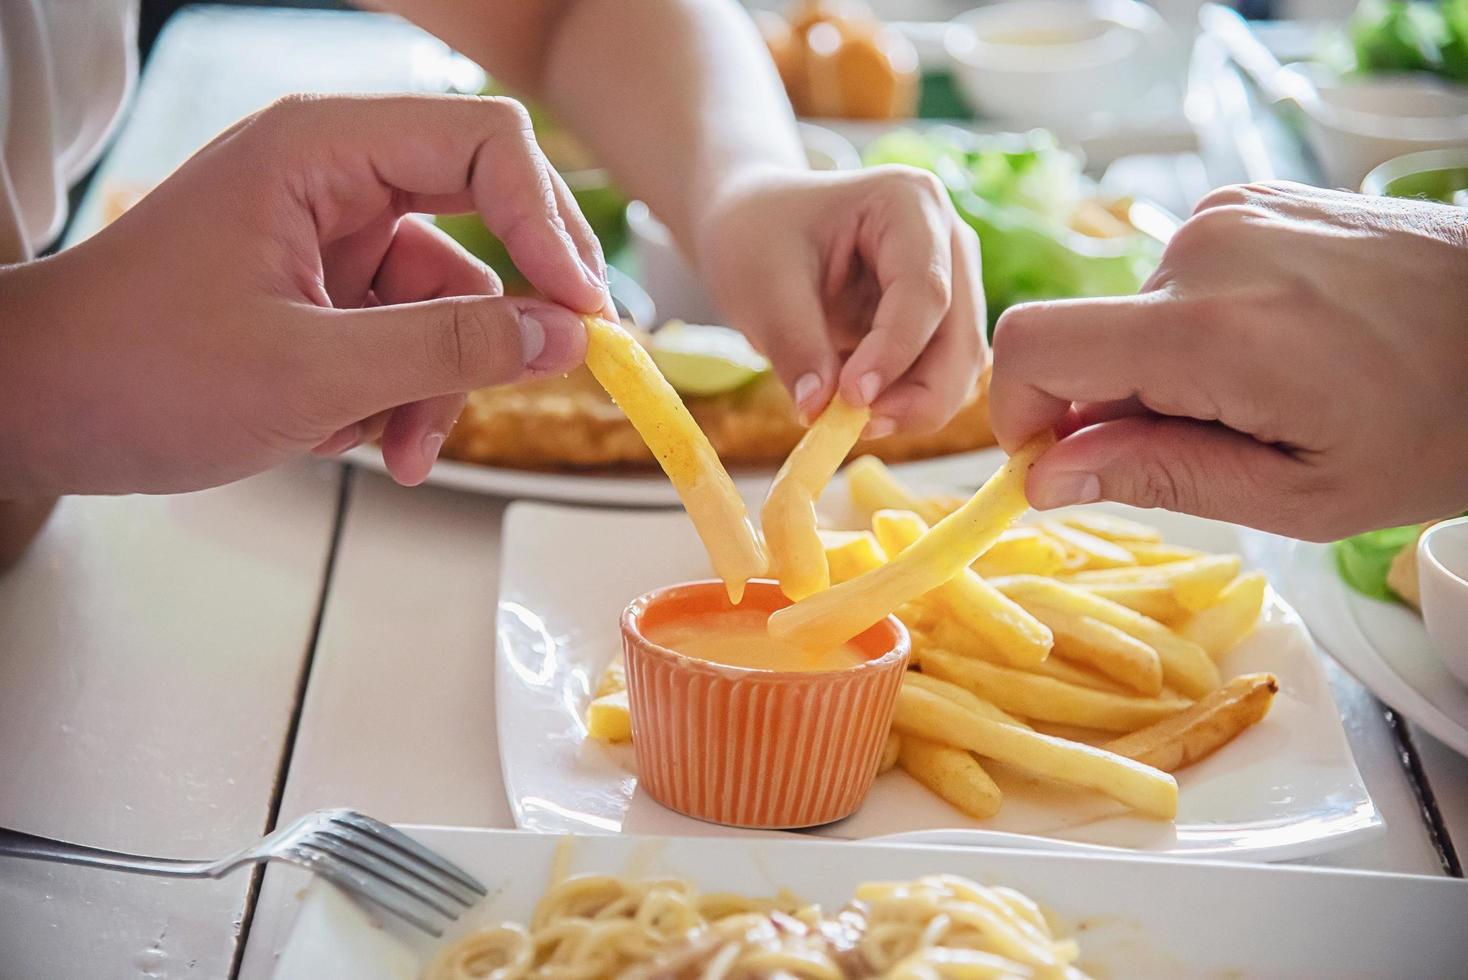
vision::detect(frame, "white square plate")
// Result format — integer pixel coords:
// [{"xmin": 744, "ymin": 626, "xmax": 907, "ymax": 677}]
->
[
  {"xmin": 494, "ymin": 452, "xmax": 1380, "ymax": 859},
  {"xmin": 273, "ymin": 828, "xmax": 1467, "ymax": 980}
]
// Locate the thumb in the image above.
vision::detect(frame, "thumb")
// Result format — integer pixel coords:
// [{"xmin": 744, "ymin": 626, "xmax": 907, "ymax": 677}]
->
[
  {"xmin": 324, "ymin": 295, "xmax": 587, "ymax": 415},
  {"xmin": 1026, "ymin": 415, "xmax": 1308, "ymax": 534},
  {"xmin": 728, "ymin": 278, "xmax": 840, "ymax": 424}
]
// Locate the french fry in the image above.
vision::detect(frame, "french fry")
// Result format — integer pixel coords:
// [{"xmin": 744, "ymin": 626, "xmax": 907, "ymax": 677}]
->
[
  {"xmin": 1063, "ymin": 554, "xmax": 1242, "ymax": 611},
  {"xmin": 899, "ymin": 736, "xmax": 1003, "ymax": 819},
  {"xmin": 820, "ymin": 530, "xmax": 888, "ymax": 584},
  {"xmin": 1029, "ymin": 656, "xmax": 1129, "ymax": 693},
  {"xmin": 903, "ymin": 671, "xmax": 1031, "ymax": 729},
  {"xmin": 878, "ymin": 730, "xmax": 902, "ymax": 774},
  {"xmin": 583, "ymin": 316, "xmax": 766, "ymax": 601},
  {"xmin": 1180, "ymin": 573, "xmax": 1268, "ymax": 659},
  {"xmin": 762, "ymin": 398, "xmax": 871, "ymax": 601},
  {"xmin": 992, "ymin": 576, "xmax": 1221, "ymax": 698},
  {"xmin": 893, "ymin": 685, "xmax": 1178, "ymax": 819},
  {"xmin": 1040, "ymin": 520, "xmax": 1136, "ymax": 569},
  {"xmin": 769, "ymin": 434, "xmax": 1054, "ymax": 650},
  {"xmin": 972, "ymin": 526, "xmax": 1068, "ymax": 577},
  {"xmin": 1057, "ymin": 512, "xmax": 1162, "ymax": 543},
  {"xmin": 845, "ymin": 455, "xmax": 948, "ymax": 525},
  {"xmin": 1069, "ymin": 581, "xmax": 1188, "ymax": 623},
  {"xmin": 1123, "ymin": 542, "xmax": 1204, "ymax": 566},
  {"xmin": 1105, "ymin": 673, "xmax": 1278, "ymax": 772},
  {"xmin": 586, "ymin": 689, "xmax": 632, "ymax": 743},
  {"xmin": 920, "ymin": 647, "xmax": 1189, "ymax": 733},
  {"xmin": 594, "ymin": 658, "xmax": 626, "ymax": 698},
  {"xmin": 1018, "ymin": 603, "xmax": 1162, "ymax": 696},
  {"xmin": 873, "ymin": 510, "xmax": 1052, "ymax": 668}
]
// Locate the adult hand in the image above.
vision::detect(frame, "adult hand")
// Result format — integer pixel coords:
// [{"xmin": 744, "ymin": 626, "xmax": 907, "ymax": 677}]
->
[
  {"xmin": 696, "ymin": 165, "xmax": 986, "ymax": 438},
  {"xmin": 0, "ymin": 93, "xmax": 611, "ymax": 496},
  {"xmin": 990, "ymin": 181, "xmax": 1468, "ymax": 540}
]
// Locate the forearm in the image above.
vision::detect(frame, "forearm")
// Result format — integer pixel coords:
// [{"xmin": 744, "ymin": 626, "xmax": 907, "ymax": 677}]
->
[{"xmin": 374, "ymin": 0, "xmax": 804, "ymax": 253}]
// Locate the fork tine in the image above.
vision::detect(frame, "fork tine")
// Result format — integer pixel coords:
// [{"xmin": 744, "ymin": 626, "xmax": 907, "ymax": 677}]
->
[
  {"xmin": 326, "ymin": 810, "xmax": 486, "ymax": 895},
  {"xmin": 287, "ymin": 844, "xmax": 447, "ymax": 937},
  {"xmin": 302, "ymin": 832, "xmax": 466, "ymax": 919},
  {"xmin": 319, "ymin": 824, "xmax": 480, "ymax": 908}
]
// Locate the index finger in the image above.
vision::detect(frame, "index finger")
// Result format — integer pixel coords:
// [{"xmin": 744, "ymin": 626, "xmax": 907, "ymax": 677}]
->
[{"xmin": 256, "ymin": 93, "xmax": 607, "ymax": 315}]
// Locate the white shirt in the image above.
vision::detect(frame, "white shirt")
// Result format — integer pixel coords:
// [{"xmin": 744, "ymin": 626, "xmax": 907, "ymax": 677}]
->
[{"xmin": 0, "ymin": 0, "xmax": 137, "ymax": 261}]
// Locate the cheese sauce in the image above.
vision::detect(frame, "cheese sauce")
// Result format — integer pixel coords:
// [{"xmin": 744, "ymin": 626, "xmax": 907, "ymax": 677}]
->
[{"xmin": 647, "ymin": 609, "xmax": 866, "ymax": 672}]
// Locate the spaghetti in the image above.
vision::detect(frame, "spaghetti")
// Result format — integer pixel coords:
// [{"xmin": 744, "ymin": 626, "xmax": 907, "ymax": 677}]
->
[{"xmin": 424, "ymin": 872, "xmax": 1087, "ymax": 979}]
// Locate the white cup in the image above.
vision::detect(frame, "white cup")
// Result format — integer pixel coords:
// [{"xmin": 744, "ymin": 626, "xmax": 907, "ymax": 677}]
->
[{"xmin": 1419, "ymin": 516, "xmax": 1468, "ymax": 688}]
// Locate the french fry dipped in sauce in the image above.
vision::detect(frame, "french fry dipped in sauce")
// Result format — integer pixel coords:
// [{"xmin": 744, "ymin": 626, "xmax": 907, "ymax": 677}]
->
[
  {"xmin": 768, "ymin": 433, "xmax": 1055, "ymax": 649},
  {"xmin": 582, "ymin": 316, "xmax": 767, "ymax": 601},
  {"xmin": 762, "ymin": 397, "xmax": 871, "ymax": 601}
]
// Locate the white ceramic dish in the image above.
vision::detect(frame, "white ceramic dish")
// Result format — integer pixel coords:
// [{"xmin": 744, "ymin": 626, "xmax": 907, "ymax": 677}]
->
[
  {"xmin": 1247, "ymin": 533, "xmax": 1468, "ymax": 758},
  {"xmin": 272, "ymin": 828, "xmax": 1468, "ymax": 980},
  {"xmin": 494, "ymin": 450, "xmax": 1379, "ymax": 859},
  {"xmin": 344, "ymin": 445, "xmax": 995, "ymax": 507},
  {"xmin": 1418, "ymin": 517, "xmax": 1468, "ymax": 689},
  {"xmin": 947, "ymin": 0, "xmax": 1172, "ymax": 131}
]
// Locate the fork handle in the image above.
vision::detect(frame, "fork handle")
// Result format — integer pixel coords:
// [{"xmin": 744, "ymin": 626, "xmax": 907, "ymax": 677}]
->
[{"xmin": 0, "ymin": 826, "xmax": 210, "ymax": 877}]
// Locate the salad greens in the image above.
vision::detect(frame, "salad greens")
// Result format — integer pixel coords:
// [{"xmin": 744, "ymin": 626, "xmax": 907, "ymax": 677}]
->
[
  {"xmin": 863, "ymin": 129, "xmax": 1160, "ymax": 333},
  {"xmin": 1340, "ymin": 0, "xmax": 1468, "ymax": 82}
]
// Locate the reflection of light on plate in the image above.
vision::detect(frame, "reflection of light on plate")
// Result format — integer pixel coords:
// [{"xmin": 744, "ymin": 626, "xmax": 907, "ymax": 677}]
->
[
  {"xmin": 520, "ymin": 796, "xmax": 623, "ymax": 833},
  {"xmin": 498, "ymin": 601, "xmax": 558, "ymax": 687}
]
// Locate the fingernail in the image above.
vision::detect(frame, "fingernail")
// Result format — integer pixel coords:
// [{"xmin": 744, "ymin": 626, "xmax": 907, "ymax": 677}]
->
[
  {"xmin": 519, "ymin": 307, "xmax": 585, "ymax": 372},
  {"xmin": 793, "ymin": 373, "xmax": 821, "ymax": 415},
  {"xmin": 865, "ymin": 416, "xmax": 897, "ymax": 440},
  {"xmin": 857, "ymin": 371, "xmax": 882, "ymax": 407},
  {"xmin": 421, "ymin": 431, "xmax": 445, "ymax": 470},
  {"xmin": 1030, "ymin": 472, "xmax": 1100, "ymax": 510}
]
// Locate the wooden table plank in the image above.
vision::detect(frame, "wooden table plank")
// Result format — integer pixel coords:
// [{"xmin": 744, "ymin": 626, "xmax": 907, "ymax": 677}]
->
[
  {"xmin": 0, "ymin": 461, "xmax": 341, "ymax": 979},
  {"xmin": 237, "ymin": 469, "xmax": 511, "ymax": 979}
]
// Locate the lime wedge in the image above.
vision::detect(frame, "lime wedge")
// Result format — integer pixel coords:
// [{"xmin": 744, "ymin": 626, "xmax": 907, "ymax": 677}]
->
[{"xmin": 650, "ymin": 322, "xmax": 771, "ymax": 397}]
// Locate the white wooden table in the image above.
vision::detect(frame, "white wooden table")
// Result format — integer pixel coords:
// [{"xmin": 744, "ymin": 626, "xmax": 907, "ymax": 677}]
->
[{"xmin": 1, "ymin": 8, "xmax": 1463, "ymax": 979}]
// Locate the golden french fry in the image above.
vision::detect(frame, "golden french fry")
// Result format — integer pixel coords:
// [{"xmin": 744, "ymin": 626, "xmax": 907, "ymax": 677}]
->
[
  {"xmin": 992, "ymin": 576, "xmax": 1221, "ymax": 698},
  {"xmin": 762, "ymin": 398, "xmax": 871, "ymax": 601},
  {"xmin": 1020, "ymin": 604, "xmax": 1163, "ymax": 696},
  {"xmin": 899, "ymin": 736, "xmax": 1003, "ymax": 819},
  {"xmin": 845, "ymin": 455, "xmax": 948, "ymax": 525},
  {"xmin": 820, "ymin": 529, "xmax": 888, "ymax": 584},
  {"xmin": 972, "ymin": 526, "xmax": 1069, "ymax": 577},
  {"xmin": 1068, "ymin": 581, "xmax": 1188, "ymax": 623},
  {"xmin": 878, "ymin": 730, "xmax": 902, "ymax": 774},
  {"xmin": 873, "ymin": 510, "xmax": 1052, "ymax": 668},
  {"xmin": 583, "ymin": 316, "xmax": 766, "ymax": 601},
  {"xmin": 769, "ymin": 434, "xmax": 1054, "ymax": 650},
  {"xmin": 893, "ymin": 685, "xmax": 1177, "ymax": 819},
  {"xmin": 919, "ymin": 647, "xmax": 1189, "ymax": 733},
  {"xmin": 586, "ymin": 688, "xmax": 632, "ymax": 743},
  {"xmin": 1030, "ymin": 656, "xmax": 1129, "ymax": 693},
  {"xmin": 1180, "ymin": 572, "xmax": 1268, "ymax": 658},
  {"xmin": 1105, "ymin": 673, "xmax": 1278, "ymax": 772},
  {"xmin": 1040, "ymin": 520, "xmax": 1136, "ymax": 569},
  {"xmin": 1062, "ymin": 554, "xmax": 1243, "ymax": 611},
  {"xmin": 1057, "ymin": 512, "xmax": 1162, "ymax": 543},
  {"xmin": 593, "ymin": 658, "xmax": 626, "ymax": 698},
  {"xmin": 1123, "ymin": 542, "xmax": 1204, "ymax": 566},
  {"xmin": 903, "ymin": 671, "xmax": 1031, "ymax": 729}
]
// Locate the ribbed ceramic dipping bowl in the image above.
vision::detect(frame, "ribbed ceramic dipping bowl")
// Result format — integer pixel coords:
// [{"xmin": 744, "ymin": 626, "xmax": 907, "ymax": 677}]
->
[{"xmin": 621, "ymin": 580, "xmax": 909, "ymax": 829}]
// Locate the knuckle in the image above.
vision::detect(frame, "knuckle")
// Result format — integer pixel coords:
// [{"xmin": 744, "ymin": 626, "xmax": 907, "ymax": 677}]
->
[
  {"xmin": 482, "ymin": 96, "xmax": 535, "ymax": 135},
  {"xmin": 1127, "ymin": 456, "xmax": 1202, "ymax": 513},
  {"xmin": 910, "ymin": 264, "xmax": 952, "ymax": 310},
  {"xmin": 432, "ymin": 301, "xmax": 500, "ymax": 384},
  {"xmin": 1193, "ymin": 184, "xmax": 1251, "ymax": 213},
  {"xmin": 875, "ymin": 164, "xmax": 946, "ymax": 201}
]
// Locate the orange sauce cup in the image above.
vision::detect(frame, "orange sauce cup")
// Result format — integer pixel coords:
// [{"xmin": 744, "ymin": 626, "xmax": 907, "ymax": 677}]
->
[{"xmin": 621, "ymin": 579, "xmax": 910, "ymax": 829}]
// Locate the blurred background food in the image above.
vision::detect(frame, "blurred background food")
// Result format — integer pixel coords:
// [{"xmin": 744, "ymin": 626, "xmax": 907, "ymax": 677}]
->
[{"xmin": 756, "ymin": 0, "xmax": 921, "ymax": 119}]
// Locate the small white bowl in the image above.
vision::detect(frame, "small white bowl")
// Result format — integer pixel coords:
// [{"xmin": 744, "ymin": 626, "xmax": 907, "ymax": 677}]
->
[
  {"xmin": 628, "ymin": 123, "xmax": 860, "ymax": 325},
  {"xmin": 945, "ymin": 0, "xmax": 1170, "ymax": 131},
  {"xmin": 1419, "ymin": 517, "xmax": 1468, "ymax": 688}
]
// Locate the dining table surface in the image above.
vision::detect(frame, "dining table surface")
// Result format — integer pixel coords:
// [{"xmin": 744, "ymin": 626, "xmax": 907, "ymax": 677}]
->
[{"xmin": 2, "ymin": 6, "xmax": 1466, "ymax": 979}]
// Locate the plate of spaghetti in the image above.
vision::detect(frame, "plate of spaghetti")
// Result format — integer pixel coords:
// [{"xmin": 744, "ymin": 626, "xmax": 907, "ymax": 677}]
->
[{"xmin": 271, "ymin": 829, "xmax": 1468, "ymax": 979}]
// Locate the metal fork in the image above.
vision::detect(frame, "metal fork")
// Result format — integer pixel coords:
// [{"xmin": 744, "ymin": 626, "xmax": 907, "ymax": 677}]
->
[{"xmin": 0, "ymin": 808, "xmax": 486, "ymax": 936}]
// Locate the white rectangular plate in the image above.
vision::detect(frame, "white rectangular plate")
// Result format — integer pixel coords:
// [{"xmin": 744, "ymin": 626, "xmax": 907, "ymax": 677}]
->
[
  {"xmin": 495, "ymin": 452, "xmax": 1379, "ymax": 859},
  {"xmin": 273, "ymin": 828, "xmax": 1467, "ymax": 980}
]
